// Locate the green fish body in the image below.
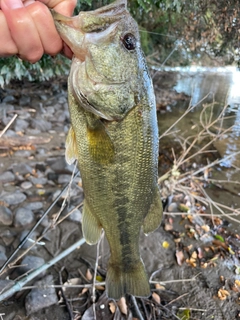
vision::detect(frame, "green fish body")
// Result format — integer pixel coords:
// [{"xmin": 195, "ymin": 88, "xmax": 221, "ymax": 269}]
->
[{"xmin": 52, "ymin": 0, "xmax": 162, "ymax": 299}]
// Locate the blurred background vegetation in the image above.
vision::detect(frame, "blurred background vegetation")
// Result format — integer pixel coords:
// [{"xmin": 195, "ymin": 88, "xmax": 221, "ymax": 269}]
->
[{"xmin": 0, "ymin": 0, "xmax": 239, "ymax": 86}]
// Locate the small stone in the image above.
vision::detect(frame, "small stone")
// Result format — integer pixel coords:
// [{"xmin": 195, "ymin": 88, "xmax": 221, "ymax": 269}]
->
[
  {"xmin": 29, "ymin": 176, "xmax": 47, "ymax": 185},
  {"xmin": 14, "ymin": 150, "xmax": 32, "ymax": 158},
  {"xmin": 21, "ymin": 181, "xmax": 33, "ymax": 190},
  {"xmin": 167, "ymin": 202, "xmax": 179, "ymax": 213},
  {"xmin": 14, "ymin": 118, "xmax": 29, "ymax": 132},
  {"xmin": 12, "ymin": 163, "xmax": 32, "ymax": 175},
  {"xmin": 19, "ymin": 95, "xmax": 31, "ymax": 106},
  {"xmin": 0, "ymin": 250, "xmax": 7, "ymax": 265},
  {"xmin": 19, "ymin": 255, "xmax": 45, "ymax": 276},
  {"xmin": 14, "ymin": 207, "xmax": 34, "ymax": 227},
  {"xmin": 0, "ymin": 206, "xmax": 13, "ymax": 225},
  {"xmin": 24, "ymin": 202, "xmax": 43, "ymax": 211},
  {"xmin": 67, "ymin": 207, "xmax": 82, "ymax": 223},
  {"xmin": 31, "ymin": 118, "xmax": 52, "ymax": 131},
  {"xmin": 1, "ymin": 191, "xmax": 27, "ymax": 205},
  {"xmin": 2, "ymin": 95, "xmax": 16, "ymax": 103},
  {"xmin": 58, "ymin": 174, "xmax": 71, "ymax": 184},
  {"xmin": 1, "ymin": 229, "xmax": 15, "ymax": 246},
  {"xmin": 4, "ymin": 129, "xmax": 18, "ymax": 137},
  {"xmin": 0, "ymin": 171, "xmax": 15, "ymax": 183},
  {"xmin": 25, "ymin": 275, "xmax": 58, "ymax": 315}
]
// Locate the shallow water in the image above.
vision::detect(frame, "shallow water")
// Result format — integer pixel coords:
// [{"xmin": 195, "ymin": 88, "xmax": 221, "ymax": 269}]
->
[{"xmin": 157, "ymin": 66, "xmax": 240, "ymax": 228}]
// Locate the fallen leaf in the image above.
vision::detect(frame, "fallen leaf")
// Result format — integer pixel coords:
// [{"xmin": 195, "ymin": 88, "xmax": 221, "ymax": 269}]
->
[
  {"xmin": 117, "ymin": 297, "xmax": 128, "ymax": 315},
  {"xmin": 235, "ymin": 280, "xmax": 240, "ymax": 287},
  {"xmin": 177, "ymin": 309, "xmax": 190, "ymax": 320},
  {"xmin": 155, "ymin": 283, "xmax": 165, "ymax": 290},
  {"xmin": 164, "ymin": 223, "xmax": 173, "ymax": 231},
  {"xmin": 214, "ymin": 235, "xmax": 225, "ymax": 242},
  {"xmin": 86, "ymin": 269, "xmax": 93, "ymax": 281},
  {"xmin": 217, "ymin": 288, "xmax": 230, "ymax": 300},
  {"xmin": 176, "ymin": 250, "xmax": 185, "ymax": 266},
  {"xmin": 109, "ymin": 302, "xmax": 116, "ymax": 314},
  {"xmin": 152, "ymin": 292, "xmax": 161, "ymax": 304},
  {"xmin": 201, "ymin": 225, "xmax": 210, "ymax": 232}
]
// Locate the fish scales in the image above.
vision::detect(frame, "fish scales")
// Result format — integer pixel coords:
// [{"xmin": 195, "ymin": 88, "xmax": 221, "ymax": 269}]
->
[{"xmin": 52, "ymin": 0, "xmax": 163, "ymax": 299}]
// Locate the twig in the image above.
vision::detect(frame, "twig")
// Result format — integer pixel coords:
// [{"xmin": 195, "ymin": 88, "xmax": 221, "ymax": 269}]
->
[
  {"xmin": 52, "ymin": 161, "xmax": 78, "ymax": 224},
  {"xmin": 0, "ymin": 170, "xmax": 80, "ymax": 275},
  {"xmin": 0, "ymin": 237, "xmax": 86, "ymax": 302},
  {"xmin": 59, "ymin": 267, "xmax": 74, "ymax": 320},
  {"xmin": 0, "ymin": 114, "xmax": 18, "ymax": 138},
  {"xmin": 130, "ymin": 295, "xmax": 144, "ymax": 320},
  {"xmin": 178, "ymin": 307, "xmax": 207, "ymax": 312}
]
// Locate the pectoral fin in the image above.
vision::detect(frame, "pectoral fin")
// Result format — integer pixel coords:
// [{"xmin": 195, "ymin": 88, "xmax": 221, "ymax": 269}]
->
[
  {"xmin": 65, "ymin": 126, "xmax": 78, "ymax": 165},
  {"xmin": 86, "ymin": 117, "xmax": 114, "ymax": 165},
  {"xmin": 143, "ymin": 186, "xmax": 163, "ymax": 234},
  {"xmin": 82, "ymin": 200, "xmax": 102, "ymax": 245}
]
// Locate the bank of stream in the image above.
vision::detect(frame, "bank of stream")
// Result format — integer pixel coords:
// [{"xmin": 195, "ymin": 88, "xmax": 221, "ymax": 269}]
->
[{"xmin": 0, "ymin": 69, "xmax": 239, "ymax": 319}]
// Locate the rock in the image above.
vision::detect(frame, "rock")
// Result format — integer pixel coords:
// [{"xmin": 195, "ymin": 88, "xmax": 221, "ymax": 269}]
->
[
  {"xmin": 0, "ymin": 250, "xmax": 7, "ymax": 265},
  {"xmin": 167, "ymin": 202, "xmax": 179, "ymax": 212},
  {"xmin": 25, "ymin": 275, "xmax": 58, "ymax": 315},
  {"xmin": 24, "ymin": 202, "xmax": 43, "ymax": 211},
  {"xmin": 20, "ymin": 230, "xmax": 39, "ymax": 249},
  {"xmin": 0, "ymin": 171, "xmax": 15, "ymax": 183},
  {"xmin": 19, "ymin": 95, "xmax": 31, "ymax": 106},
  {"xmin": 1, "ymin": 191, "xmax": 27, "ymax": 205},
  {"xmin": 12, "ymin": 163, "xmax": 32, "ymax": 175},
  {"xmin": 14, "ymin": 118, "xmax": 29, "ymax": 132},
  {"xmin": 67, "ymin": 207, "xmax": 82, "ymax": 223},
  {"xmin": 29, "ymin": 176, "xmax": 48, "ymax": 186},
  {"xmin": 48, "ymin": 157, "xmax": 75, "ymax": 173},
  {"xmin": 0, "ymin": 245, "xmax": 6, "ymax": 253},
  {"xmin": 4, "ymin": 129, "xmax": 18, "ymax": 137},
  {"xmin": 2, "ymin": 95, "xmax": 16, "ymax": 103},
  {"xmin": 58, "ymin": 174, "xmax": 71, "ymax": 184},
  {"xmin": 14, "ymin": 207, "xmax": 34, "ymax": 227},
  {"xmin": 19, "ymin": 255, "xmax": 45, "ymax": 276},
  {"xmin": 14, "ymin": 150, "xmax": 32, "ymax": 158},
  {"xmin": 31, "ymin": 118, "xmax": 52, "ymax": 131},
  {"xmin": 26, "ymin": 128, "xmax": 41, "ymax": 135},
  {"xmin": 0, "ymin": 206, "xmax": 13, "ymax": 225},
  {"xmin": 21, "ymin": 181, "xmax": 33, "ymax": 190},
  {"xmin": 1, "ymin": 229, "xmax": 15, "ymax": 246}
]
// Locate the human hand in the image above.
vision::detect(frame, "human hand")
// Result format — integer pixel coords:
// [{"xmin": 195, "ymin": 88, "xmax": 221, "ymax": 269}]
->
[{"xmin": 0, "ymin": 0, "xmax": 76, "ymax": 62}]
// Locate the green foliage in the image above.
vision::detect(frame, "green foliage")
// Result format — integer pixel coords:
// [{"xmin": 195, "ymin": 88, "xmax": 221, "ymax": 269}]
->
[
  {"xmin": 0, "ymin": 54, "xmax": 70, "ymax": 88},
  {"xmin": 0, "ymin": 0, "xmax": 239, "ymax": 87}
]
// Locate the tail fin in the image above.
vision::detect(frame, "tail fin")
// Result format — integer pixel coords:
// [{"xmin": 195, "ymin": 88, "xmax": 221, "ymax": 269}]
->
[{"xmin": 106, "ymin": 259, "xmax": 150, "ymax": 300}]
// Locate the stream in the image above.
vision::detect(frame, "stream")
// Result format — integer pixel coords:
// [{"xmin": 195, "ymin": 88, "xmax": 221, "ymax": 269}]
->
[{"xmin": 157, "ymin": 66, "xmax": 240, "ymax": 230}]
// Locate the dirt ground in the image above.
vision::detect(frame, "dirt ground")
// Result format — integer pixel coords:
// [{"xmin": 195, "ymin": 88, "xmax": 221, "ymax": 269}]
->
[{"xmin": 0, "ymin": 78, "xmax": 240, "ymax": 320}]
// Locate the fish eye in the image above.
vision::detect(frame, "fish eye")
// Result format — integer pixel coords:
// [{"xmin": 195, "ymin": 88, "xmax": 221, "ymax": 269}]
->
[{"xmin": 122, "ymin": 33, "xmax": 136, "ymax": 51}]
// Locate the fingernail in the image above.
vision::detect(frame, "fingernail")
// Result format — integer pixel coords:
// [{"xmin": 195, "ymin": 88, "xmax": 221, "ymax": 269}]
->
[{"xmin": 2, "ymin": 0, "xmax": 24, "ymax": 9}]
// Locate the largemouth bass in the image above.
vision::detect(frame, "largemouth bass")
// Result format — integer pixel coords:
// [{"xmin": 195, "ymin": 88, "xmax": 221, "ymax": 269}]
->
[{"xmin": 52, "ymin": 0, "xmax": 162, "ymax": 299}]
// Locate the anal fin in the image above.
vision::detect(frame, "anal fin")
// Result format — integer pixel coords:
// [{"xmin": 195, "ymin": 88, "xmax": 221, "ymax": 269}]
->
[
  {"xmin": 82, "ymin": 200, "xmax": 102, "ymax": 245},
  {"xmin": 143, "ymin": 186, "xmax": 163, "ymax": 235}
]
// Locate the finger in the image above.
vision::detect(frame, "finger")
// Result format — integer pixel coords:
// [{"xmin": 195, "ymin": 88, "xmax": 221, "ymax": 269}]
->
[
  {"xmin": 1, "ymin": 0, "xmax": 44, "ymax": 62},
  {"xmin": 25, "ymin": 2, "xmax": 62, "ymax": 56},
  {"xmin": 0, "ymin": 10, "xmax": 18, "ymax": 56},
  {"xmin": 39, "ymin": 0, "xmax": 76, "ymax": 16}
]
